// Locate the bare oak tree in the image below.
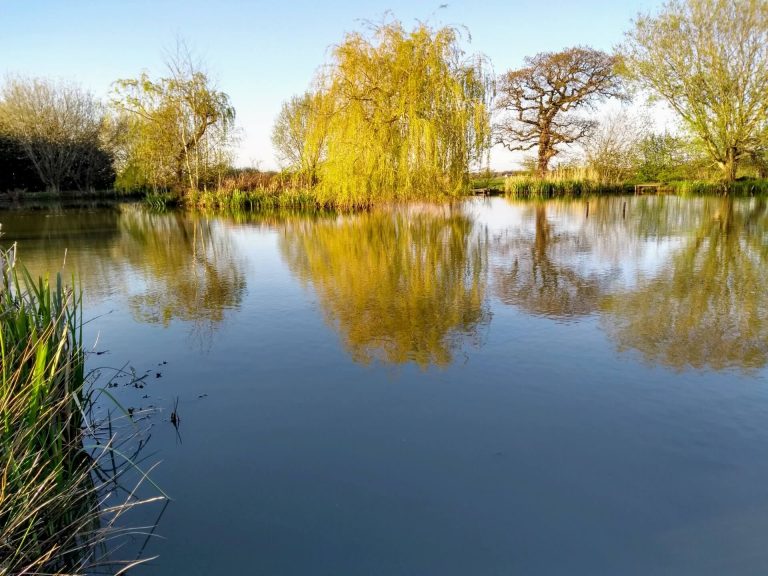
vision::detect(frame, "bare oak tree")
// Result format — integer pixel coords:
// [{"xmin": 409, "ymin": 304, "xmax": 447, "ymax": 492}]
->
[{"xmin": 495, "ymin": 47, "xmax": 623, "ymax": 176}]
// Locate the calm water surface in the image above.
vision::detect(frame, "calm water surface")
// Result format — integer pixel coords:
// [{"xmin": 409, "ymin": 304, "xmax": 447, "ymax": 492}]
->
[{"xmin": 2, "ymin": 196, "xmax": 768, "ymax": 575}]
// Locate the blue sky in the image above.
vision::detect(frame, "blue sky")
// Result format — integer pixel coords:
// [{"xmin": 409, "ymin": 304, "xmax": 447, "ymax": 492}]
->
[{"xmin": 0, "ymin": 0, "xmax": 665, "ymax": 169}]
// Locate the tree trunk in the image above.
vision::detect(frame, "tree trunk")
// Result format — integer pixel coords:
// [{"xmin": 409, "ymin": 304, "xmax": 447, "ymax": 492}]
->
[
  {"xmin": 537, "ymin": 129, "xmax": 553, "ymax": 177},
  {"xmin": 722, "ymin": 147, "xmax": 738, "ymax": 184},
  {"xmin": 537, "ymin": 143, "xmax": 550, "ymax": 177},
  {"xmin": 537, "ymin": 153, "xmax": 549, "ymax": 177}
]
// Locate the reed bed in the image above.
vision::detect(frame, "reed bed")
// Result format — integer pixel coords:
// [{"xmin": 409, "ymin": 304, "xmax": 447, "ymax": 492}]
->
[
  {"xmin": 188, "ymin": 188, "xmax": 319, "ymax": 211},
  {"xmin": 504, "ymin": 175, "xmax": 628, "ymax": 198},
  {"xmin": 503, "ymin": 168, "xmax": 768, "ymax": 200},
  {"xmin": 0, "ymin": 245, "xmax": 162, "ymax": 575}
]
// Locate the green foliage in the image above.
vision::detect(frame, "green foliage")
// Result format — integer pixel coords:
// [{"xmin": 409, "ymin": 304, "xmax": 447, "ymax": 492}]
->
[
  {"xmin": 272, "ymin": 91, "xmax": 329, "ymax": 181},
  {"xmin": 0, "ymin": 245, "xmax": 162, "ymax": 573},
  {"xmin": 189, "ymin": 188, "xmax": 317, "ymax": 211},
  {"xmin": 622, "ymin": 0, "xmax": 768, "ymax": 182},
  {"xmin": 470, "ymin": 175, "xmax": 506, "ymax": 191},
  {"xmin": 112, "ymin": 48, "xmax": 236, "ymax": 194},
  {"xmin": 634, "ymin": 132, "xmax": 702, "ymax": 182},
  {"xmin": 144, "ymin": 191, "xmax": 179, "ymax": 210},
  {"xmin": 669, "ymin": 179, "xmax": 768, "ymax": 196},
  {"xmin": 292, "ymin": 20, "xmax": 492, "ymax": 208},
  {"xmin": 503, "ymin": 175, "xmax": 628, "ymax": 198}
]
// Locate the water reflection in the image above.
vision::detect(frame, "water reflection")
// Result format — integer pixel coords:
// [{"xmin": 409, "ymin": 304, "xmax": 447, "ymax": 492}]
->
[
  {"xmin": 490, "ymin": 196, "xmax": 768, "ymax": 372},
  {"xmin": 115, "ymin": 207, "xmax": 246, "ymax": 346},
  {"xmin": 493, "ymin": 203, "xmax": 609, "ymax": 319},
  {"xmin": 0, "ymin": 208, "xmax": 124, "ymax": 301},
  {"xmin": 602, "ymin": 198, "xmax": 768, "ymax": 372},
  {"xmin": 280, "ymin": 205, "xmax": 490, "ymax": 368},
  {"xmin": 1, "ymin": 197, "xmax": 767, "ymax": 372}
]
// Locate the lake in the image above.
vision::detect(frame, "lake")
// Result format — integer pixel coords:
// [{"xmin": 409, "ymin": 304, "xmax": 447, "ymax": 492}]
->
[{"xmin": 1, "ymin": 195, "xmax": 767, "ymax": 575}]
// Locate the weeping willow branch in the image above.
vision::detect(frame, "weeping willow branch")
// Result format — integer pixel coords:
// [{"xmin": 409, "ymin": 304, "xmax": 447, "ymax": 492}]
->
[{"xmin": 280, "ymin": 20, "xmax": 493, "ymax": 209}]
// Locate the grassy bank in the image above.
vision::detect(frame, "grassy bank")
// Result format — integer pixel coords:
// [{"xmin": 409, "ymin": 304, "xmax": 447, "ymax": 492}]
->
[
  {"xmin": 470, "ymin": 175, "xmax": 506, "ymax": 193},
  {"xmin": 132, "ymin": 173, "xmax": 768, "ymax": 213},
  {"xmin": 146, "ymin": 187, "xmax": 446, "ymax": 212},
  {"xmin": 502, "ymin": 174, "xmax": 768, "ymax": 199},
  {"xmin": 665, "ymin": 179, "xmax": 768, "ymax": 196},
  {"xmin": 0, "ymin": 245, "xmax": 161, "ymax": 574}
]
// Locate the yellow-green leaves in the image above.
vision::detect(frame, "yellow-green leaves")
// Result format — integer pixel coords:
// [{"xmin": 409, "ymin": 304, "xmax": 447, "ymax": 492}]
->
[
  {"xmin": 622, "ymin": 0, "xmax": 768, "ymax": 182},
  {"xmin": 280, "ymin": 21, "xmax": 492, "ymax": 208},
  {"xmin": 112, "ymin": 48, "xmax": 236, "ymax": 194}
]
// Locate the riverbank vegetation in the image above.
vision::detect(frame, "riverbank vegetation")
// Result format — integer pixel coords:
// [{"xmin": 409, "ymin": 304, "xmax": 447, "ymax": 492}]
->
[
  {"xmin": 2, "ymin": 0, "xmax": 768, "ymax": 208},
  {"xmin": 0, "ymin": 245, "xmax": 162, "ymax": 573}
]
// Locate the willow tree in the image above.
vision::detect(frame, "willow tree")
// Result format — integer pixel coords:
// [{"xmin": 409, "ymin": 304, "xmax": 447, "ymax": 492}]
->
[
  {"xmin": 622, "ymin": 0, "xmax": 768, "ymax": 183},
  {"xmin": 112, "ymin": 47, "xmax": 235, "ymax": 193},
  {"xmin": 304, "ymin": 21, "xmax": 491, "ymax": 208}
]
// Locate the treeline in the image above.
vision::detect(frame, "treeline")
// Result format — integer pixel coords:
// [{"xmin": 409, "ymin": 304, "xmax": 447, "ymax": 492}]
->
[
  {"xmin": 2, "ymin": 0, "xmax": 768, "ymax": 205},
  {"xmin": 270, "ymin": 0, "xmax": 768, "ymax": 206},
  {"xmin": 0, "ymin": 45, "xmax": 235, "ymax": 196},
  {"xmin": 0, "ymin": 79, "xmax": 116, "ymax": 193}
]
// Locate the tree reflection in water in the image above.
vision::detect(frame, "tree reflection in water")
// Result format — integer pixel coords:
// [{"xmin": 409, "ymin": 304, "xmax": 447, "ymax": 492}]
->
[
  {"xmin": 115, "ymin": 206, "xmax": 246, "ymax": 348},
  {"xmin": 493, "ymin": 203, "xmax": 607, "ymax": 319},
  {"xmin": 602, "ymin": 198, "xmax": 768, "ymax": 372},
  {"xmin": 492, "ymin": 196, "xmax": 768, "ymax": 372},
  {"xmin": 281, "ymin": 204, "xmax": 490, "ymax": 368}
]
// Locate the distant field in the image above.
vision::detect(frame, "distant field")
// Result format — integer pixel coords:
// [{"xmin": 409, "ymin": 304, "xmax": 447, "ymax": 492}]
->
[{"xmin": 470, "ymin": 176, "xmax": 506, "ymax": 190}]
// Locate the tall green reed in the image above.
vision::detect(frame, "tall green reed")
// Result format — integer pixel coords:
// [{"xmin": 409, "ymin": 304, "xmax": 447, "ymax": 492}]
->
[
  {"xmin": 0, "ymin": 244, "xmax": 163, "ymax": 575},
  {"xmin": 503, "ymin": 174, "xmax": 628, "ymax": 199}
]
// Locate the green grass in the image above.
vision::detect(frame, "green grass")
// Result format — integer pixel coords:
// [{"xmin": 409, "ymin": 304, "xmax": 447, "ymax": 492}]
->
[
  {"xmin": 470, "ymin": 176, "xmax": 506, "ymax": 191},
  {"xmin": 502, "ymin": 175, "xmax": 768, "ymax": 199},
  {"xmin": 137, "ymin": 176, "xmax": 768, "ymax": 213},
  {"xmin": 187, "ymin": 187, "xmax": 327, "ymax": 211},
  {"xmin": 503, "ymin": 175, "xmax": 629, "ymax": 198},
  {"xmin": 144, "ymin": 191, "xmax": 181, "ymax": 211},
  {"xmin": 667, "ymin": 179, "xmax": 768, "ymax": 196},
  {"xmin": 0, "ymin": 245, "xmax": 163, "ymax": 574}
]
